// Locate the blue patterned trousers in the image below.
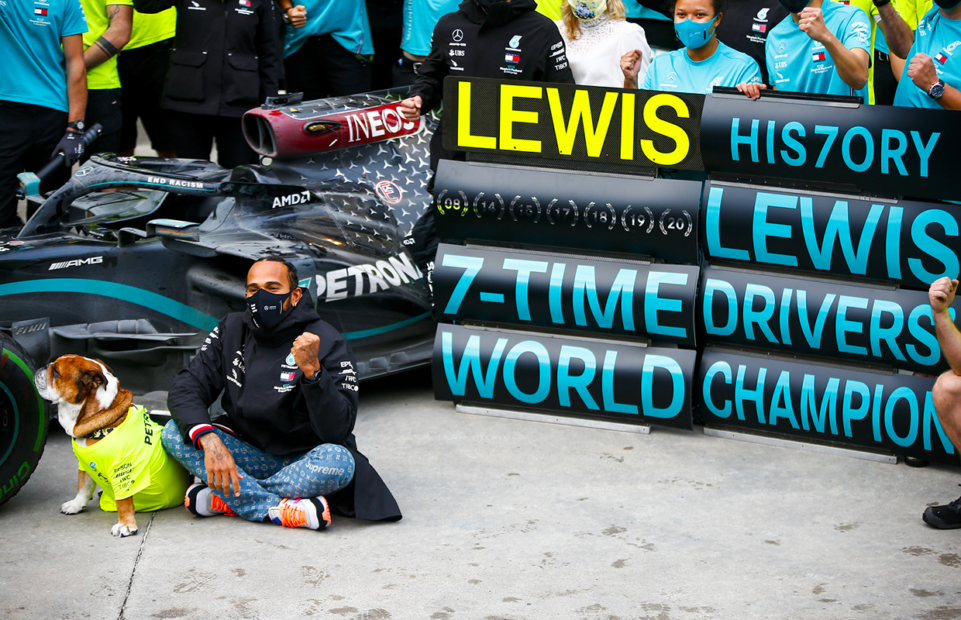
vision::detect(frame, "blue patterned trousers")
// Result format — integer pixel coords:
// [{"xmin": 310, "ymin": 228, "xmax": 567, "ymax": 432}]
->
[{"xmin": 161, "ymin": 420, "xmax": 355, "ymax": 522}]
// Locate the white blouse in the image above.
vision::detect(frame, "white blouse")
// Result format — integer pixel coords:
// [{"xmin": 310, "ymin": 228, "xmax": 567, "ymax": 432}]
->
[{"xmin": 556, "ymin": 15, "xmax": 653, "ymax": 89}]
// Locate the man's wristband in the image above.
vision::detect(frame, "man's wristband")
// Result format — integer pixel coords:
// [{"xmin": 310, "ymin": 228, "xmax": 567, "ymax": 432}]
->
[
  {"xmin": 873, "ymin": 0, "xmax": 891, "ymax": 7},
  {"xmin": 188, "ymin": 424, "xmax": 215, "ymax": 448},
  {"xmin": 94, "ymin": 36, "xmax": 119, "ymax": 59},
  {"xmin": 282, "ymin": 5, "xmax": 293, "ymax": 24}
]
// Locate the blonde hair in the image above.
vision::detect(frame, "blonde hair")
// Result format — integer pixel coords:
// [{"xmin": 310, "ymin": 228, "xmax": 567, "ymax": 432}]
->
[{"xmin": 561, "ymin": 0, "xmax": 627, "ymax": 40}]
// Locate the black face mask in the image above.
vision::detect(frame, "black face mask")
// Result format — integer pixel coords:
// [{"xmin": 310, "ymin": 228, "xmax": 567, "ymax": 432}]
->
[
  {"xmin": 778, "ymin": 0, "xmax": 811, "ymax": 14},
  {"xmin": 934, "ymin": 0, "xmax": 961, "ymax": 9},
  {"xmin": 246, "ymin": 289, "xmax": 293, "ymax": 330}
]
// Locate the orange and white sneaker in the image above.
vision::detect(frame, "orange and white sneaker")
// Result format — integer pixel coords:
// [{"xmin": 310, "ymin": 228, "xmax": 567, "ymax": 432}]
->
[
  {"xmin": 268, "ymin": 497, "xmax": 331, "ymax": 530},
  {"xmin": 184, "ymin": 483, "xmax": 237, "ymax": 517}
]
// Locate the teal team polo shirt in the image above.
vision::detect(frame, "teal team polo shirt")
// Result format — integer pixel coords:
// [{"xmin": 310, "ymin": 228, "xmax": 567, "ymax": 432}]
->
[
  {"xmin": 641, "ymin": 41, "xmax": 763, "ymax": 94},
  {"xmin": 765, "ymin": 0, "xmax": 871, "ymax": 101},
  {"xmin": 284, "ymin": 0, "xmax": 374, "ymax": 58},
  {"xmin": 401, "ymin": 0, "xmax": 460, "ymax": 57},
  {"xmin": 894, "ymin": 7, "xmax": 961, "ymax": 108},
  {"xmin": 0, "ymin": 0, "xmax": 88, "ymax": 112}
]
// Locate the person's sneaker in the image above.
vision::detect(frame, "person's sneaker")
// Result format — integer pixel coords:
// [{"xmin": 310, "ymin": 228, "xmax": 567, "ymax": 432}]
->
[
  {"xmin": 184, "ymin": 483, "xmax": 237, "ymax": 517},
  {"xmin": 923, "ymin": 489, "xmax": 961, "ymax": 529},
  {"xmin": 267, "ymin": 497, "xmax": 331, "ymax": 530}
]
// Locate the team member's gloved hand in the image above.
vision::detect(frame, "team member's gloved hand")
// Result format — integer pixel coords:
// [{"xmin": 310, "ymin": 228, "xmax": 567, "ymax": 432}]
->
[{"xmin": 52, "ymin": 129, "xmax": 85, "ymax": 167}]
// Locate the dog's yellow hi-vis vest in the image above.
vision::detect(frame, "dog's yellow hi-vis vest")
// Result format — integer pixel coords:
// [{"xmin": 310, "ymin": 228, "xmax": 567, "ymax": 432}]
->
[{"xmin": 73, "ymin": 405, "xmax": 190, "ymax": 512}]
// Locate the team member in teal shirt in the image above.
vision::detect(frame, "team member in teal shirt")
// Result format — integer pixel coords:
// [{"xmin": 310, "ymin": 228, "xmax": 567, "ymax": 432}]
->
[
  {"xmin": 0, "ymin": 0, "xmax": 88, "ymax": 228},
  {"xmin": 279, "ymin": 0, "xmax": 375, "ymax": 100},
  {"xmin": 394, "ymin": 0, "xmax": 460, "ymax": 87},
  {"xmin": 893, "ymin": 1, "xmax": 961, "ymax": 109},
  {"xmin": 740, "ymin": 0, "xmax": 871, "ymax": 100},
  {"xmin": 638, "ymin": 0, "xmax": 762, "ymax": 94}
]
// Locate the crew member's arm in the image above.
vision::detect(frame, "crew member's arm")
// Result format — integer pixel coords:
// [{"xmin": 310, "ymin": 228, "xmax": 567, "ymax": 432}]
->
[
  {"xmin": 930, "ymin": 277, "xmax": 961, "ymax": 375},
  {"xmin": 84, "ymin": 4, "xmax": 133, "ymax": 70},
  {"xmin": 255, "ymin": 1, "xmax": 281, "ymax": 101},
  {"xmin": 401, "ymin": 20, "xmax": 451, "ymax": 120},
  {"xmin": 292, "ymin": 329, "xmax": 359, "ymax": 446},
  {"xmin": 874, "ymin": 1, "xmax": 914, "ymax": 58},
  {"xmin": 131, "ymin": 0, "xmax": 176, "ymax": 14},
  {"xmin": 276, "ymin": 0, "xmax": 307, "ymax": 28},
  {"xmin": 907, "ymin": 53, "xmax": 961, "ymax": 110},
  {"xmin": 167, "ymin": 320, "xmax": 244, "ymax": 496},
  {"xmin": 167, "ymin": 320, "xmax": 228, "ymax": 445},
  {"xmin": 800, "ymin": 7, "xmax": 870, "ymax": 90},
  {"xmin": 540, "ymin": 26, "xmax": 575, "ymax": 84},
  {"xmin": 63, "ymin": 34, "xmax": 88, "ymax": 126}
]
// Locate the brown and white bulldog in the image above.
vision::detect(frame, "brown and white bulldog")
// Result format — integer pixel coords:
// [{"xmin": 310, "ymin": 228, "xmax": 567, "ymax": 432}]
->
[{"xmin": 34, "ymin": 355, "xmax": 139, "ymax": 537}]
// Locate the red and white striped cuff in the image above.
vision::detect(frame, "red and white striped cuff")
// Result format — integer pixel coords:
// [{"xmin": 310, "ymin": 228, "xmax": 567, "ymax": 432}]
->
[{"xmin": 188, "ymin": 424, "xmax": 215, "ymax": 447}]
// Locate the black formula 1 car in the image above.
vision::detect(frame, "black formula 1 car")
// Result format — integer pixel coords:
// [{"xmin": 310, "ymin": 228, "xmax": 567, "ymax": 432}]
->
[{"xmin": 0, "ymin": 89, "xmax": 438, "ymax": 506}]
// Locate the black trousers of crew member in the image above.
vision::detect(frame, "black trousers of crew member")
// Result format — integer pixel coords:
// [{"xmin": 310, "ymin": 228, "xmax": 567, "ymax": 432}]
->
[
  {"xmin": 166, "ymin": 112, "xmax": 255, "ymax": 169},
  {"xmin": 118, "ymin": 38, "xmax": 176, "ymax": 154},
  {"xmin": 366, "ymin": 0, "xmax": 403, "ymax": 89},
  {"xmin": 0, "ymin": 101, "xmax": 68, "ymax": 229},
  {"xmin": 392, "ymin": 55, "xmax": 420, "ymax": 87},
  {"xmin": 82, "ymin": 88, "xmax": 123, "ymax": 163},
  {"xmin": 284, "ymin": 34, "xmax": 373, "ymax": 101},
  {"xmin": 874, "ymin": 49, "xmax": 898, "ymax": 106}
]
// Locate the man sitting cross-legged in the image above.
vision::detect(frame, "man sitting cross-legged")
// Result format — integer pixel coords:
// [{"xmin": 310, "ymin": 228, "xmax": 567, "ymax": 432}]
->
[
  {"xmin": 924, "ymin": 276, "xmax": 961, "ymax": 529},
  {"xmin": 161, "ymin": 258, "xmax": 401, "ymax": 529}
]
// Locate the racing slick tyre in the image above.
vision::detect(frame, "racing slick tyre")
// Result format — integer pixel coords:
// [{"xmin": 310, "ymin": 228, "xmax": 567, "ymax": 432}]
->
[{"xmin": 0, "ymin": 334, "xmax": 48, "ymax": 508}]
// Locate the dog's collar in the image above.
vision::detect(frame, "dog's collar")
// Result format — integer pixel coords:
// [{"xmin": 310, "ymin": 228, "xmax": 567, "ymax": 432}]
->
[{"xmin": 82, "ymin": 427, "xmax": 116, "ymax": 440}]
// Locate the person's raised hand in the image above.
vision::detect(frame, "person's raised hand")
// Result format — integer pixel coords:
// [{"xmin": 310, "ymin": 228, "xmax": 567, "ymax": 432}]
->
[
  {"xmin": 908, "ymin": 53, "xmax": 939, "ymax": 92},
  {"xmin": 620, "ymin": 49, "xmax": 642, "ymax": 82},
  {"xmin": 288, "ymin": 5, "xmax": 307, "ymax": 28},
  {"xmin": 736, "ymin": 82, "xmax": 767, "ymax": 100},
  {"xmin": 400, "ymin": 96, "xmax": 423, "ymax": 122},
  {"xmin": 292, "ymin": 332, "xmax": 321, "ymax": 379},
  {"xmin": 798, "ymin": 7, "xmax": 830, "ymax": 43},
  {"xmin": 929, "ymin": 276, "xmax": 959, "ymax": 316},
  {"xmin": 199, "ymin": 433, "xmax": 243, "ymax": 497}
]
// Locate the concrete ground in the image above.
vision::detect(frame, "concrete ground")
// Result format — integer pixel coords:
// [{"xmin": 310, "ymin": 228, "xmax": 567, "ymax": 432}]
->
[{"xmin": 1, "ymin": 366, "xmax": 960, "ymax": 620}]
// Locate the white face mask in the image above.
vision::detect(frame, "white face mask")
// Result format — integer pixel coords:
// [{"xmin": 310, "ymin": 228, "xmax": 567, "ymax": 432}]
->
[{"xmin": 568, "ymin": 0, "xmax": 607, "ymax": 20}]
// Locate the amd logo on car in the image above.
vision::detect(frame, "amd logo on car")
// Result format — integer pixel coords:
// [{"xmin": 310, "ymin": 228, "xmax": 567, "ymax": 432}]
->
[{"xmin": 49, "ymin": 256, "xmax": 103, "ymax": 271}]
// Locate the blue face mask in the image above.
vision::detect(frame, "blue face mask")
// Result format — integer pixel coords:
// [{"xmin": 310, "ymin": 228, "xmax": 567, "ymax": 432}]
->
[
  {"xmin": 674, "ymin": 13, "xmax": 719, "ymax": 50},
  {"xmin": 246, "ymin": 288, "xmax": 294, "ymax": 330}
]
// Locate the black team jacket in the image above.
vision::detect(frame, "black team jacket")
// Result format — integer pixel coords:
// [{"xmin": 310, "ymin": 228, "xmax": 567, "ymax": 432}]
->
[
  {"xmin": 167, "ymin": 290, "xmax": 401, "ymax": 522},
  {"xmin": 132, "ymin": 0, "xmax": 280, "ymax": 117},
  {"xmin": 409, "ymin": 0, "xmax": 575, "ymax": 169}
]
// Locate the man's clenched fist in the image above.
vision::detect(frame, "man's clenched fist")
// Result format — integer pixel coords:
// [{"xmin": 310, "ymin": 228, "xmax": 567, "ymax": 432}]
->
[
  {"xmin": 292, "ymin": 332, "xmax": 321, "ymax": 378},
  {"xmin": 929, "ymin": 276, "xmax": 959, "ymax": 315},
  {"xmin": 400, "ymin": 96, "xmax": 423, "ymax": 122}
]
